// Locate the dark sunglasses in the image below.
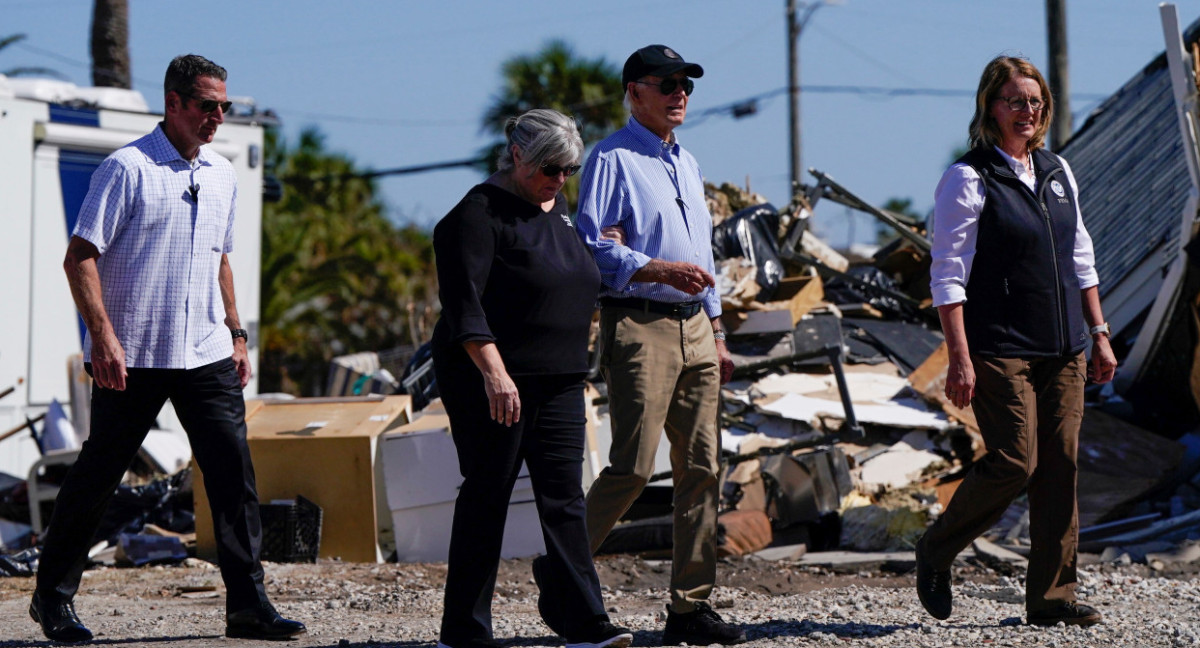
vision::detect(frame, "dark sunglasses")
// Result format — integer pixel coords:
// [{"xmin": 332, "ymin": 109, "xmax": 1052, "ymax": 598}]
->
[
  {"xmin": 179, "ymin": 91, "xmax": 233, "ymax": 114},
  {"xmin": 540, "ymin": 162, "xmax": 582, "ymax": 177},
  {"xmin": 635, "ymin": 77, "xmax": 694, "ymax": 96}
]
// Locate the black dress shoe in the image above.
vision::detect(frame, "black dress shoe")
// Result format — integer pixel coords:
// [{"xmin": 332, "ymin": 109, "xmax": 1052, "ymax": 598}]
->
[
  {"xmin": 225, "ymin": 602, "xmax": 306, "ymax": 640},
  {"xmin": 29, "ymin": 591, "xmax": 93, "ymax": 643},
  {"xmin": 915, "ymin": 536, "xmax": 952, "ymax": 620},
  {"xmin": 1027, "ymin": 602, "xmax": 1103, "ymax": 627},
  {"xmin": 662, "ymin": 602, "xmax": 747, "ymax": 645}
]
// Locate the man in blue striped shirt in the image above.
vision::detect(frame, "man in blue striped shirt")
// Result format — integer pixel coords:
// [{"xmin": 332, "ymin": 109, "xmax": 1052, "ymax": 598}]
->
[{"xmin": 575, "ymin": 44, "xmax": 745, "ymax": 646}]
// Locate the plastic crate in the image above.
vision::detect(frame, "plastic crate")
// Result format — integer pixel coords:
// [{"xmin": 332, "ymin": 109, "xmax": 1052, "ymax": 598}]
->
[{"xmin": 259, "ymin": 494, "xmax": 322, "ymax": 563}]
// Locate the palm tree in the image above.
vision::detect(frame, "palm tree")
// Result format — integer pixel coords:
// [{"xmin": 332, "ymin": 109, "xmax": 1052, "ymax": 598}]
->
[
  {"xmin": 259, "ymin": 127, "xmax": 437, "ymax": 395},
  {"xmin": 90, "ymin": 0, "xmax": 131, "ymax": 88},
  {"xmin": 479, "ymin": 40, "xmax": 625, "ymax": 207},
  {"xmin": 0, "ymin": 34, "xmax": 63, "ymax": 78}
]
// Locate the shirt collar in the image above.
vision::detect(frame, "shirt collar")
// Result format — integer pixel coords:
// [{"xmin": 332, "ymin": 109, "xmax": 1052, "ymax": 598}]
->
[
  {"xmin": 992, "ymin": 145, "xmax": 1034, "ymax": 178},
  {"xmin": 147, "ymin": 123, "xmax": 211, "ymax": 166},
  {"xmin": 627, "ymin": 117, "xmax": 680, "ymax": 155}
]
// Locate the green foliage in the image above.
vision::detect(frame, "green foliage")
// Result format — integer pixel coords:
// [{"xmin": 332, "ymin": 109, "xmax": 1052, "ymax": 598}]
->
[
  {"xmin": 259, "ymin": 127, "xmax": 436, "ymax": 396},
  {"xmin": 480, "ymin": 39, "xmax": 625, "ymax": 208}
]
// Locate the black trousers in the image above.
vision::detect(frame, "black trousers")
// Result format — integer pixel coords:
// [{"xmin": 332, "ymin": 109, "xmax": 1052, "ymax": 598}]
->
[
  {"xmin": 435, "ymin": 363, "xmax": 606, "ymax": 645},
  {"xmin": 36, "ymin": 358, "xmax": 268, "ymax": 613}
]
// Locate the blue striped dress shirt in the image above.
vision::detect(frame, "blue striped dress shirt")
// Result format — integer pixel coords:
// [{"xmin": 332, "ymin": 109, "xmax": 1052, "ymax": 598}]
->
[{"xmin": 575, "ymin": 117, "xmax": 721, "ymax": 318}]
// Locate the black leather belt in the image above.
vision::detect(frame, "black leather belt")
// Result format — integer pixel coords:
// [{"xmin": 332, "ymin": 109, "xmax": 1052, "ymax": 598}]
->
[{"xmin": 600, "ymin": 297, "xmax": 703, "ymax": 320}]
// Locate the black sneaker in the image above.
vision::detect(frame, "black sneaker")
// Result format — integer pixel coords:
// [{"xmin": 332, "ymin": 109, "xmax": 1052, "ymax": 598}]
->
[
  {"xmin": 1027, "ymin": 602, "xmax": 1103, "ymax": 627},
  {"xmin": 532, "ymin": 555, "xmax": 570, "ymax": 637},
  {"xmin": 565, "ymin": 620, "xmax": 634, "ymax": 648},
  {"xmin": 662, "ymin": 602, "xmax": 747, "ymax": 645},
  {"xmin": 915, "ymin": 536, "xmax": 952, "ymax": 620}
]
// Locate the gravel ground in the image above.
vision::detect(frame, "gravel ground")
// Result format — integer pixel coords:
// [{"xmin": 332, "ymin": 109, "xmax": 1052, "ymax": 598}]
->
[{"xmin": 1, "ymin": 554, "xmax": 1198, "ymax": 647}]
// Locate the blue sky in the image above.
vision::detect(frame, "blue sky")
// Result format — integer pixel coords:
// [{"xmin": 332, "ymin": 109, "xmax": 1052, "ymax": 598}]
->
[{"xmin": 4, "ymin": 0, "xmax": 1198, "ymax": 246}]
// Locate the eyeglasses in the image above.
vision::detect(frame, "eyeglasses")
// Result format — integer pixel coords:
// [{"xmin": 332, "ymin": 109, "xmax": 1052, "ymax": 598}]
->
[
  {"xmin": 996, "ymin": 96, "xmax": 1044, "ymax": 112},
  {"xmin": 634, "ymin": 77, "xmax": 695, "ymax": 96},
  {"xmin": 179, "ymin": 91, "xmax": 233, "ymax": 114},
  {"xmin": 540, "ymin": 162, "xmax": 581, "ymax": 178}
]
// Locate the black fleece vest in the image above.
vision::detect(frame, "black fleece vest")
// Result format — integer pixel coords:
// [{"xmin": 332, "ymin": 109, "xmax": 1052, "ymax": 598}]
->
[{"xmin": 957, "ymin": 146, "xmax": 1088, "ymax": 357}]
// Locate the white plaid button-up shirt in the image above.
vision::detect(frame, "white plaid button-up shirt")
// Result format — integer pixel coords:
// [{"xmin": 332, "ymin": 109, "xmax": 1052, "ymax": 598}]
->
[{"xmin": 73, "ymin": 124, "xmax": 238, "ymax": 369}]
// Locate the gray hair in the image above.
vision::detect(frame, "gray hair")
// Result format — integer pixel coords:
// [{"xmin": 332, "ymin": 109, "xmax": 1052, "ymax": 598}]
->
[
  {"xmin": 164, "ymin": 54, "xmax": 227, "ymax": 98},
  {"xmin": 496, "ymin": 109, "xmax": 584, "ymax": 174}
]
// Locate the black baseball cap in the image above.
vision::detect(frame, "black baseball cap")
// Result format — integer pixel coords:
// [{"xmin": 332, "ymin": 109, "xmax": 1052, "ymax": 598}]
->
[{"xmin": 622, "ymin": 44, "xmax": 704, "ymax": 88}]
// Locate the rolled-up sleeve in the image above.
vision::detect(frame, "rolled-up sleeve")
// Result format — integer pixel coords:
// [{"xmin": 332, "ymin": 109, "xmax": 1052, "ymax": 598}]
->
[
  {"xmin": 930, "ymin": 163, "xmax": 984, "ymax": 307},
  {"xmin": 433, "ymin": 207, "xmax": 496, "ymax": 346},
  {"xmin": 575, "ymin": 154, "xmax": 650, "ymax": 290},
  {"xmin": 1059, "ymin": 157, "xmax": 1099, "ymax": 289}
]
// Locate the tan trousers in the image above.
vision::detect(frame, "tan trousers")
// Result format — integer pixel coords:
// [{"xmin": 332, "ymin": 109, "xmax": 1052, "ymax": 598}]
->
[
  {"xmin": 921, "ymin": 353, "xmax": 1086, "ymax": 612},
  {"xmin": 586, "ymin": 306, "xmax": 721, "ymax": 613}
]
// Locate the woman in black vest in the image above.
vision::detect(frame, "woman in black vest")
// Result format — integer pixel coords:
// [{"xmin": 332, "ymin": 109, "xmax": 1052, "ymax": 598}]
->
[
  {"xmin": 432, "ymin": 109, "xmax": 632, "ymax": 648},
  {"xmin": 915, "ymin": 56, "xmax": 1118, "ymax": 627}
]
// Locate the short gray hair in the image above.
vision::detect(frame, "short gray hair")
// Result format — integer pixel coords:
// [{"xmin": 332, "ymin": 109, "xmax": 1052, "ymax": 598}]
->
[
  {"xmin": 496, "ymin": 109, "xmax": 584, "ymax": 174},
  {"xmin": 164, "ymin": 54, "xmax": 227, "ymax": 98}
]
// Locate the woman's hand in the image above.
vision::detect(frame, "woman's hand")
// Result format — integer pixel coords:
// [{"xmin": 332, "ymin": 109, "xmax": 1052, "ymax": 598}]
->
[
  {"xmin": 1089, "ymin": 335, "xmax": 1118, "ymax": 384},
  {"xmin": 482, "ymin": 369, "xmax": 521, "ymax": 426},
  {"xmin": 462, "ymin": 340, "xmax": 521, "ymax": 427},
  {"xmin": 937, "ymin": 302, "xmax": 974, "ymax": 408},
  {"xmin": 945, "ymin": 352, "xmax": 975, "ymax": 409},
  {"xmin": 600, "ymin": 225, "xmax": 627, "ymax": 246}
]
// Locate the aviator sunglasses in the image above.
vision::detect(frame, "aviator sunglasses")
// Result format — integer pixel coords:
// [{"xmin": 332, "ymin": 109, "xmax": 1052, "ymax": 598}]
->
[
  {"xmin": 540, "ymin": 162, "xmax": 582, "ymax": 177},
  {"xmin": 179, "ymin": 91, "xmax": 233, "ymax": 114},
  {"xmin": 634, "ymin": 77, "xmax": 694, "ymax": 96}
]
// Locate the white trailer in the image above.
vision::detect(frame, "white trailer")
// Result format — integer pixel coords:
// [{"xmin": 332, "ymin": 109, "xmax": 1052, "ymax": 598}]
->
[{"xmin": 0, "ymin": 76, "xmax": 267, "ymax": 482}]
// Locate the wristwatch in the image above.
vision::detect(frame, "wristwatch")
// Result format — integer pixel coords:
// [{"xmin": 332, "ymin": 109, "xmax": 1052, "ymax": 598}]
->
[
  {"xmin": 713, "ymin": 330, "xmax": 727, "ymax": 342},
  {"xmin": 1089, "ymin": 322, "xmax": 1111, "ymax": 338},
  {"xmin": 231, "ymin": 328, "xmax": 249, "ymax": 342}
]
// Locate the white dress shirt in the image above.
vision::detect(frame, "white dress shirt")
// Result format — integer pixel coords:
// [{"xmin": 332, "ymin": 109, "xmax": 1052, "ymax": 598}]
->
[{"xmin": 929, "ymin": 146, "xmax": 1098, "ymax": 308}]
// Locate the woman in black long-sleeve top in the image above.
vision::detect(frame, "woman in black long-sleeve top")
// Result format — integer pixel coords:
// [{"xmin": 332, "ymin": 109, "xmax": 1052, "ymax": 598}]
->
[{"xmin": 432, "ymin": 109, "xmax": 632, "ymax": 648}]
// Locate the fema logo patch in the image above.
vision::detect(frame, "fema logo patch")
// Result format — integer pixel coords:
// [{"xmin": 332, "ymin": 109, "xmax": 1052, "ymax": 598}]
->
[
  {"xmin": 663, "ymin": 47, "xmax": 680, "ymax": 59},
  {"xmin": 1050, "ymin": 180, "xmax": 1066, "ymax": 198}
]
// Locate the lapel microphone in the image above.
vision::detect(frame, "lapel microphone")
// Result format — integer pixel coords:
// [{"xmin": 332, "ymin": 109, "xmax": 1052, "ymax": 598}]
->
[{"xmin": 189, "ymin": 184, "xmax": 200, "ymax": 203}]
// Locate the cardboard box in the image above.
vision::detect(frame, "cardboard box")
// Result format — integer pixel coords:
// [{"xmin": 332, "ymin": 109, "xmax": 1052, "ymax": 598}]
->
[
  {"xmin": 379, "ymin": 405, "xmax": 545, "ymax": 562},
  {"xmin": 759, "ymin": 275, "xmax": 825, "ymax": 325},
  {"xmin": 193, "ymin": 395, "xmax": 411, "ymax": 563}
]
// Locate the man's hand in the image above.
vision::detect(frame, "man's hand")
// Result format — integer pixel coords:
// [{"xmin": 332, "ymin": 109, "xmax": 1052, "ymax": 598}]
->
[
  {"xmin": 91, "ymin": 329, "xmax": 128, "ymax": 391},
  {"xmin": 716, "ymin": 339, "xmax": 734, "ymax": 384},
  {"xmin": 232, "ymin": 339, "xmax": 252, "ymax": 388},
  {"xmin": 634, "ymin": 259, "xmax": 715, "ymax": 295}
]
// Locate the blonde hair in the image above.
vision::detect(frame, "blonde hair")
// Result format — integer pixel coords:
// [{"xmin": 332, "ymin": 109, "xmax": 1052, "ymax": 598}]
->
[{"xmin": 968, "ymin": 56, "xmax": 1054, "ymax": 152}]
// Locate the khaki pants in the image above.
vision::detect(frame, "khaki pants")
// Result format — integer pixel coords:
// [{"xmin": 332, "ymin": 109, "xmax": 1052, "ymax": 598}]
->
[
  {"xmin": 586, "ymin": 306, "xmax": 721, "ymax": 613},
  {"xmin": 921, "ymin": 353, "xmax": 1086, "ymax": 612}
]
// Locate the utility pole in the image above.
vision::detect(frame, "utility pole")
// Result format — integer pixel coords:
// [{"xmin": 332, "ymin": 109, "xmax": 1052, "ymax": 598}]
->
[
  {"xmin": 1046, "ymin": 0, "xmax": 1071, "ymax": 150},
  {"xmin": 787, "ymin": 1, "xmax": 833, "ymax": 196}
]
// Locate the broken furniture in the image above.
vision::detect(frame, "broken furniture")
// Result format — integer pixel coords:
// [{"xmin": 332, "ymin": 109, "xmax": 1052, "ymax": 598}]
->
[{"xmin": 193, "ymin": 394, "xmax": 411, "ymax": 563}]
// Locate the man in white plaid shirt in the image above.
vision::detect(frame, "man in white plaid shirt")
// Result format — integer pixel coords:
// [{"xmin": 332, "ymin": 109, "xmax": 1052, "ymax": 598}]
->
[{"xmin": 30, "ymin": 55, "xmax": 305, "ymax": 643}]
